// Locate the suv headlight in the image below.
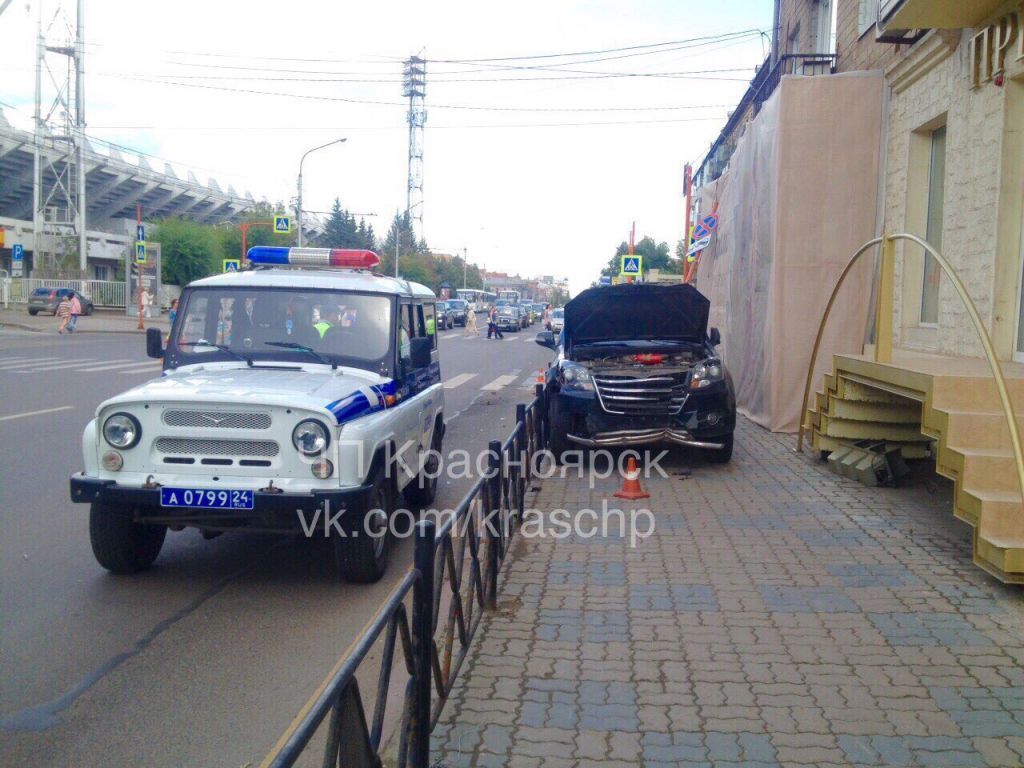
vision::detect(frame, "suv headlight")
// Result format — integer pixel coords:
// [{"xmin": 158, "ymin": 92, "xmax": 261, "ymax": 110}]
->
[
  {"xmin": 292, "ymin": 419, "xmax": 330, "ymax": 456},
  {"xmin": 560, "ymin": 362, "xmax": 594, "ymax": 392},
  {"xmin": 691, "ymin": 359, "xmax": 724, "ymax": 390},
  {"xmin": 103, "ymin": 412, "xmax": 141, "ymax": 449}
]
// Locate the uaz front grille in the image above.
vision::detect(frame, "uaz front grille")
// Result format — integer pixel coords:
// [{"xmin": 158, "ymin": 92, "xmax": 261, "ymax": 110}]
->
[
  {"xmin": 162, "ymin": 410, "xmax": 271, "ymax": 429},
  {"xmin": 592, "ymin": 373, "xmax": 688, "ymax": 416},
  {"xmin": 154, "ymin": 437, "xmax": 279, "ymax": 457}
]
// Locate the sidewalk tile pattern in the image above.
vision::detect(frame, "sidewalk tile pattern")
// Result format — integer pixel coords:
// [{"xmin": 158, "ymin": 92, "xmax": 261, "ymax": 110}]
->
[{"xmin": 431, "ymin": 417, "xmax": 1024, "ymax": 768}]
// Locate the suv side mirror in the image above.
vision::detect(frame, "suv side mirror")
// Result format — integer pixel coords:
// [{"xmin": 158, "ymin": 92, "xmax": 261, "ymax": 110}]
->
[
  {"xmin": 708, "ymin": 327, "xmax": 721, "ymax": 347},
  {"xmin": 535, "ymin": 330, "xmax": 556, "ymax": 350},
  {"xmin": 410, "ymin": 336, "xmax": 432, "ymax": 369},
  {"xmin": 146, "ymin": 327, "xmax": 164, "ymax": 359}
]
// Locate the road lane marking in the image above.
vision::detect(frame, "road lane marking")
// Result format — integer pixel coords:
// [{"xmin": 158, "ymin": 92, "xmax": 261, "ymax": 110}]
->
[
  {"xmin": 0, "ymin": 405, "xmax": 75, "ymax": 422},
  {"xmin": 0, "ymin": 356, "xmax": 34, "ymax": 364},
  {"xmin": 481, "ymin": 374, "xmax": 518, "ymax": 391},
  {"xmin": 75, "ymin": 360, "xmax": 159, "ymax": 372},
  {"xmin": 441, "ymin": 332, "xmax": 459, "ymax": 339},
  {"xmin": 443, "ymin": 373, "xmax": 478, "ymax": 390},
  {"xmin": 0, "ymin": 357, "xmax": 62, "ymax": 369},
  {"xmin": 12, "ymin": 358, "xmax": 102, "ymax": 372},
  {"xmin": 120, "ymin": 365, "xmax": 164, "ymax": 375}
]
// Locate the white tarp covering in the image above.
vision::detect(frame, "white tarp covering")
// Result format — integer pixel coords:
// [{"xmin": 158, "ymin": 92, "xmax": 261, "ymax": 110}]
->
[{"xmin": 697, "ymin": 72, "xmax": 884, "ymax": 432}]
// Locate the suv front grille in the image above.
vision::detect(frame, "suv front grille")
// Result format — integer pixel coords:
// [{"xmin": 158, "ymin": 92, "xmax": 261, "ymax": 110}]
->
[
  {"xmin": 162, "ymin": 410, "xmax": 271, "ymax": 429},
  {"xmin": 593, "ymin": 373, "xmax": 688, "ymax": 416},
  {"xmin": 155, "ymin": 437, "xmax": 279, "ymax": 457}
]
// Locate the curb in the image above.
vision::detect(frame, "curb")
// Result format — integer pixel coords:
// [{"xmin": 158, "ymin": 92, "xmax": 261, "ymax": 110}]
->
[{"xmin": 0, "ymin": 321, "xmax": 159, "ymax": 335}]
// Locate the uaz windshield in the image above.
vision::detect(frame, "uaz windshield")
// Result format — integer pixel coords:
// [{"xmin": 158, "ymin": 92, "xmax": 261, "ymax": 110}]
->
[{"xmin": 167, "ymin": 286, "xmax": 393, "ymax": 371}]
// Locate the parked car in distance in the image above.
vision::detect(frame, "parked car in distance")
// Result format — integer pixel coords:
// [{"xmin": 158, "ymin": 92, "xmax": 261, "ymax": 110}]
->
[
  {"xmin": 551, "ymin": 307, "xmax": 564, "ymax": 332},
  {"xmin": 496, "ymin": 305, "xmax": 523, "ymax": 332},
  {"xmin": 28, "ymin": 287, "xmax": 95, "ymax": 316},
  {"xmin": 434, "ymin": 302, "xmax": 452, "ymax": 330},
  {"xmin": 444, "ymin": 299, "xmax": 469, "ymax": 326},
  {"xmin": 535, "ymin": 282, "xmax": 736, "ymax": 463}
]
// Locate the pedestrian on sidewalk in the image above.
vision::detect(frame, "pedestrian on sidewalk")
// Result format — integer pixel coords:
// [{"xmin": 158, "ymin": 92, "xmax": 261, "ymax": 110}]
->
[
  {"xmin": 464, "ymin": 308, "xmax": 480, "ymax": 337},
  {"xmin": 140, "ymin": 289, "xmax": 153, "ymax": 319},
  {"xmin": 56, "ymin": 293, "xmax": 72, "ymax": 334},
  {"xmin": 67, "ymin": 292, "xmax": 82, "ymax": 333}
]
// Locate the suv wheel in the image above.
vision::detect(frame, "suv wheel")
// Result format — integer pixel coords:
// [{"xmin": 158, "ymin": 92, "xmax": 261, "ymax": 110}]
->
[
  {"xmin": 405, "ymin": 425, "xmax": 442, "ymax": 508},
  {"xmin": 705, "ymin": 433, "xmax": 734, "ymax": 464},
  {"xmin": 85, "ymin": 304, "xmax": 94, "ymax": 316},
  {"xmin": 548, "ymin": 397, "xmax": 572, "ymax": 464},
  {"xmin": 334, "ymin": 466, "xmax": 392, "ymax": 582},
  {"xmin": 28, "ymin": 308, "xmax": 38, "ymax": 316},
  {"xmin": 89, "ymin": 501, "xmax": 167, "ymax": 573}
]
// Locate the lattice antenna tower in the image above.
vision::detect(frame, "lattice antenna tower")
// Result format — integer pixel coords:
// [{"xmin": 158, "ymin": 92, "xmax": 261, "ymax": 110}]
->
[
  {"xmin": 403, "ymin": 55, "xmax": 427, "ymax": 240},
  {"xmin": 33, "ymin": 0, "xmax": 87, "ymax": 274}
]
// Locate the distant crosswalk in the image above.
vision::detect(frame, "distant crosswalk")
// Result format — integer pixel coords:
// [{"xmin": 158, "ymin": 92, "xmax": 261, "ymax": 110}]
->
[
  {"xmin": 0, "ymin": 356, "xmax": 161, "ymax": 376},
  {"xmin": 0, "ymin": 346, "xmax": 545, "ymax": 388}
]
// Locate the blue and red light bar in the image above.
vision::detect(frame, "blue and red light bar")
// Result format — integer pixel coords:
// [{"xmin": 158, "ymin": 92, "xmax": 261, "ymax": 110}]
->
[{"xmin": 246, "ymin": 247, "xmax": 381, "ymax": 270}]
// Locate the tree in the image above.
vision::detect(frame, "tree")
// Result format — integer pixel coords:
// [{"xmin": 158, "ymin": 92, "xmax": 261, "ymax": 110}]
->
[
  {"xmin": 152, "ymin": 218, "xmax": 219, "ymax": 286},
  {"xmin": 599, "ymin": 235, "xmax": 680, "ymax": 280}
]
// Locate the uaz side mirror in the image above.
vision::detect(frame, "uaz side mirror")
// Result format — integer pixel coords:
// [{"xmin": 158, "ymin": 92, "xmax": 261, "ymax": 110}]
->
[
  {"xmin": 410, "ymin": 336, "xmax": 433, "ymax": 369},
  {"xmin": 708, "ymin": 327, "xmax": 721, "ymax": 347},
  {"xmin": 146, "ymin": 327, "xmax": 164, "ymax": 359},
  {"xmin": 535, "ymin": 330, "xmax": 556, "ymax": 350}
]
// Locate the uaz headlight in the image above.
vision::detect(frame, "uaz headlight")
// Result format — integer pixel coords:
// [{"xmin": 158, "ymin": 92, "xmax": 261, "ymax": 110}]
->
[
  {"xmin": 102, "ymin": 412, "xmax": 141, "ymax": 449},
  {"xmin": 560, "ymin": 362, "xmax": 594, "ymax": 392},
  {"xmin": 691, "ymin": 359, "xmax": 724, "ymax": 389},
  {"xmin": 292, "ymin": 419, "xmax": 330, "ymax": 456}
]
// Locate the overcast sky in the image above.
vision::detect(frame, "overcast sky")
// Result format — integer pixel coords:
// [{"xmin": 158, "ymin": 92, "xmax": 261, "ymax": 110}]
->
[{"xmin": 1, "ymin": 0, "xmax": 772, "ymax": 294}]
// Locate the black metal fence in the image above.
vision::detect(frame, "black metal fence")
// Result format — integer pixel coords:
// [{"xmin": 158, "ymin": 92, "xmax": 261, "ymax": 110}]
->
[{"xmin": 262, "ymin": 386, "xmax": 547, "ymax": 768}]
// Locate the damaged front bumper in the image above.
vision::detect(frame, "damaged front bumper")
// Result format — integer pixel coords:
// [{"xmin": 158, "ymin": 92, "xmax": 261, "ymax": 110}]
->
[{"xmin": 566, "ymin": 429, "xmax": 724, "ymax": 450}]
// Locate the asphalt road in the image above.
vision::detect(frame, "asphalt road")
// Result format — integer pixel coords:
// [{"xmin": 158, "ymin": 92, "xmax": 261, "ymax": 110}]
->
[{"xmin": 0, "ymin": 322, "xmax": 553, "ymax": 767}]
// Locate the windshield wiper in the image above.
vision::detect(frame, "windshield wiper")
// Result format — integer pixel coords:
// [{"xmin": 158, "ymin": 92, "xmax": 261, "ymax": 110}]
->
[
  {"xmin": 178, "ymin": 340, "xmax": 251, "ymax": 365},
  {"xmin": 264, "ymin": 341, "xmax": 337, "ymax": 369}
]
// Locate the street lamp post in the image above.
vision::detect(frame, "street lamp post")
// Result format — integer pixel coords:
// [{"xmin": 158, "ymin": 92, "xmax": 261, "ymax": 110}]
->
[{"xmin": 297, "ymin": 137, "xmax": 347, "ymax": 247}]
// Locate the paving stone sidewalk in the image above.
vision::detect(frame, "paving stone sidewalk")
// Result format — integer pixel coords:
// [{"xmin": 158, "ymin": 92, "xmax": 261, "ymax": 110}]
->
[{"xmin": 431, "ymin": 416, "xmax": 1024, "ymax": 768}]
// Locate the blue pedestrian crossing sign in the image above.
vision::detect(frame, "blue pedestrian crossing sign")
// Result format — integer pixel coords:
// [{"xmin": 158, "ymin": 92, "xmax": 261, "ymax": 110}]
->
[
  {"xmin": 620, "ymin": 254, "xmax": 642, "ymax": 277},
  {"xmin": 135, "ymin": 241, "xmax": 147, "ymax": 264},
  {"xmin": 223, "ymin": 259, "xmax": 241, "ymax": 272},
  {"xmin": 273, "ymin": 215, "xmax": 292, "ymax": 234}
]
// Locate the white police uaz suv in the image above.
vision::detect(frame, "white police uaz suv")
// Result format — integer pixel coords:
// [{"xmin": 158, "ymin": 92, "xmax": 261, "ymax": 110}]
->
[{"xmin": 70, "ymin": 247, "xmax": 444, "ymax": 582}]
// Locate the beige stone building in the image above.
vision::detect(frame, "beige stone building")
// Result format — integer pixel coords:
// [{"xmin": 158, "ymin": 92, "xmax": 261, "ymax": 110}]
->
[{"xmin": 697, "ymin": 0, "xmax": 1024, "ymax": 581}]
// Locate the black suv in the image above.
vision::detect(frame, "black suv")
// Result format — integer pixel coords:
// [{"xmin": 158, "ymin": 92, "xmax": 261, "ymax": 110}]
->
[{"xmin": 535, "ymin": 283, "xmax": 736, "ymax": 463}]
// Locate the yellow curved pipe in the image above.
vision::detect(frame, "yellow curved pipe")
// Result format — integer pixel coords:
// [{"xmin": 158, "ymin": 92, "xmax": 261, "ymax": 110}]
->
[
  {"xmin": 797, "ymin": 233, "xmax": 1024, "ymax": 510},
  {"xmin": 796, "ymin": 236, "xmax": 883, "ymax": 453}
]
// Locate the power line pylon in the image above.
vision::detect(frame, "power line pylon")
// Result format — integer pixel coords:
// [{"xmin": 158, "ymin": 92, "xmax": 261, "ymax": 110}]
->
[
  {"xmin": 33, "ymin": 0, "xmax": 87, "ymax": 275},
  {"xmin": 403, "ymin": 55, "xmax": 426, "ymax": 241}
]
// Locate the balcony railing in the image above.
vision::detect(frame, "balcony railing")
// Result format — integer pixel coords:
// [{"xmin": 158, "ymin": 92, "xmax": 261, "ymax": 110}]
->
[{"xmin": 753, "ymin": 53, "xmax": 837, "ymax": 115}]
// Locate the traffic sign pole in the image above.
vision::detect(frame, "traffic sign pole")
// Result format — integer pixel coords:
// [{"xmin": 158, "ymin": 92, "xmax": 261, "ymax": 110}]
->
[{"xmin": 136, "ymin": 205, "xmax": 145, "ymax": 330}]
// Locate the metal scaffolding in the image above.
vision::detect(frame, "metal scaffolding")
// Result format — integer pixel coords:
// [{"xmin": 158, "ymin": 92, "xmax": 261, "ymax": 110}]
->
[
  {"xmin": 33, "ymin": 0, "xmax": 87, "ymax": 274},
  {"xmin": 403, "ymin": 55, "xmax": 427, "ymax": 240}
]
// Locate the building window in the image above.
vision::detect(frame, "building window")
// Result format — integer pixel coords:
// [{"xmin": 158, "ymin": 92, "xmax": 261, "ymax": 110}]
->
[
  {"xmin": 858, "ymin": 0, "xmax": 877, "ymax": 36},
  {"xmin": 920, "ymin": 125, "xmax": 946, "ymax": 325}
]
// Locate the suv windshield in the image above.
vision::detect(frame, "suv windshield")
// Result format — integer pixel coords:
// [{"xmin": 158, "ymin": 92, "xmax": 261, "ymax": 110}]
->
[
  {"xmin": 166, "ymin": 286, "xmax": 393, "ymax": 371},
  {"xmin": 447, "ymin": 300, "xmax": 467, "ymax": 309}
]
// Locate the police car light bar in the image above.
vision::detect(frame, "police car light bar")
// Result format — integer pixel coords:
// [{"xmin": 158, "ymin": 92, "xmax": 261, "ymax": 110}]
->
[{"xmin": 246, "ymin": 247, "xmax": 381, "ymax": 270}]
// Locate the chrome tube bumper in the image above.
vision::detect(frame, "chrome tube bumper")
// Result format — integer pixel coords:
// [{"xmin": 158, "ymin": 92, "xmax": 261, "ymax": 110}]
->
[{"xmin": 565, "ymin": 429, "xmax": 724, "ymax": 450}]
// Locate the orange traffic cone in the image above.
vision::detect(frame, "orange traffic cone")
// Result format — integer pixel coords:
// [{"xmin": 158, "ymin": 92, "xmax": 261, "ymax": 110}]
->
[
  {"xmin": 614, "ymin": 457, "xmax": 650, "ymax": 500},
  {"xmin": 535, "ymin": 369, "xmax": 545, "ymax": 384}
]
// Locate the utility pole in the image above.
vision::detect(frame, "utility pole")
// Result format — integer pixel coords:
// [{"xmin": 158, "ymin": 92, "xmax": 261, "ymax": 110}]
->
[
  {"xmin": 403, "ymin": 56, "xmax": 427, "ymax": 239},
  {"xmin": 33, "ymin": 0, "xmax": 88, "ymax": 275}
]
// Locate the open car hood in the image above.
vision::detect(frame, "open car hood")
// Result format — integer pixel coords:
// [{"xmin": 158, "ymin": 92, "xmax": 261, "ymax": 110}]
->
[{"xmin": 564, "ymin": 283, "xmax": 710, "ymax": 347}]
